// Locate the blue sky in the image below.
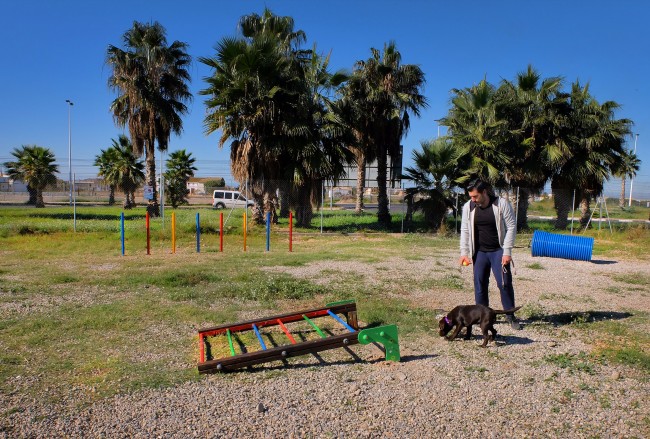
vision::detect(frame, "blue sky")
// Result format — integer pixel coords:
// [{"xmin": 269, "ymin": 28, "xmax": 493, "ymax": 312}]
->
[{"xmin": 1, "ymin": 0, "xmax": 648, "ymax": 198}]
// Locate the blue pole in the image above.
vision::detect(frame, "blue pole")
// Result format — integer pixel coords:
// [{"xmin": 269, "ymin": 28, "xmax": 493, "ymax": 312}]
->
[
  {"xmin": 266, "ymin": 212, "xmax": 270, "ymax": 251},
  {"xmin": 120, "ymin": 212, "xmax": 125, "ymax": 256},
  {"xmin": 196, "ymin": 213, "xmax": 200, "ymax": 253},
  {"xmin": 327, "ymin": 310, "xmax": 356, "ymax": 332},
  {"xmin": 252, "ymin": 324, "xmax": 267, "ymax": 350}
]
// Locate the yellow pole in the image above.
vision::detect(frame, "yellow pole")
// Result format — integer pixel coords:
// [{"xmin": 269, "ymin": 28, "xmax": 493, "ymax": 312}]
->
[
  {"xmin": 243, "ymin": 212, "xmax": 247, "ymax": 252},
  {"xmin": 171, "ymin": 212, "xmax": 176, "ymax": 254}
]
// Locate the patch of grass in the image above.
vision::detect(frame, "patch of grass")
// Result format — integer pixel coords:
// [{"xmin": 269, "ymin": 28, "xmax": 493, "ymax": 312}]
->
[
  {"xmin": 519, "ymin": 302, "xmax": 546, "ymax": 320},
  {"xmin": 50, "ymin": 274, "xmax": 79, "ymax": 284},
  {"xmin": 578, "ymin": 383, "xmax": 595, "ymax": 393},
  {"xmin": 596, "ymin": 347, "xmax": 650, "ymax": 372},
  {"xmin": 355, "ymin": 297, "xmax": 438, "ymax": 334},
  {"xmin": 539, "ymin": 293, "xmax": 571, "ymax": 301},
  {"xmin": 526, "ymin": 262, "xmax": 545, "ymax": 270},
  {"xmin": 544, "ymin": 352, "xmax": 595, "ymax": 374},
  {"xmin": 562, "ymin": 388, "xmax": 574, "ymax": 401},
  {"xmin": 586, "ymin": 315, "xmax": 650, "ymax": 372},
  {"xmin": 435, "ymin": 274, "xmax": 464, "ymax": 290},
  {"xmin": 604, "ymin": 286, "xmax": 622, "ymax": 295},
  {"xmin": 599, "ymin": 395, "xmax": 612, "ymax": 409},
  {"xmin": 611, "ymin": 272, "xmax": 650, "ymax": 287}
]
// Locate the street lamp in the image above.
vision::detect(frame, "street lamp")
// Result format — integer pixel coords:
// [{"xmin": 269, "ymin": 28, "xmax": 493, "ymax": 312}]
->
[
  {"xmin": 628, "ymin": 133, "xmax": 639, "ymax": 207},
  {"xmin": 65, "ymin": 100, "xmax": 74, "ymax": 205}
]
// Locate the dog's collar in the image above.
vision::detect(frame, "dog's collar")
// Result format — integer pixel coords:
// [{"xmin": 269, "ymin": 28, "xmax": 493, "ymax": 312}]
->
[{"xmin": 444, "ymin": 316, "xmax": 451, "ymax": 325}]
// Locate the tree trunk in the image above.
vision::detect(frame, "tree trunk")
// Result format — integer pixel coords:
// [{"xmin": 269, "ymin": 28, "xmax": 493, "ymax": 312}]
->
[
  {"xmin": 404, "ymin": 192, "xmax": 413, "ymax": 227},
  {"xmin": 355, "ymin": 152, "xmax": 366, "ymax": 214},
  {"xmin": 145, "ymin": 150, "xmax": 159, "ymax": 217},
  {"xmin": 376, "ymin": 146, "xmax": 391, "ymax": 227},
  {"xmin": 123, "ymin": 190, "xmax": 133, "ymax": 209},
  {"xmin": 35, "ymin": 188, "xmax": 45, "ymax": 208},
  {"xmin": 579, "ymin": 195, "xmax": 591, "ymax": 228},
  {"xmin": 263, "ymin": 190, "xmax": 278, "ymax": 225},
  {"xmin": 552, "ymin": 180, "xmax": 572, "ymax": 230},
  {"xmin": 278, "ymin": 180, "xmax": 290, "ymax": 218},
  {"xmin": 619, "ymin": 177, "xmax": 626, "ymax": 208},
  {"xmin": 425, "ymin": 198, "xmax": 447, "ymax": 232},
  {"xmin": 295, "ymin": 184, "xmax": 313, "ymax": 227},
  {"xmin": 516, "ymin": 187, "xmax": 530, "ymax": 231},
  {"xmin": 108, "ymin": 185, "xmax": 116, "ymax": 206},
  {"xmin": 26, "ymin": 185, "xmax": 37, "ymax": 205}
]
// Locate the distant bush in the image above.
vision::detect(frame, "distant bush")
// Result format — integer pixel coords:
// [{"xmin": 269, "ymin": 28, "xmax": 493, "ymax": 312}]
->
[{"xmin": 204, "ymin": 178, "xmax": 225, "ymax": 188}]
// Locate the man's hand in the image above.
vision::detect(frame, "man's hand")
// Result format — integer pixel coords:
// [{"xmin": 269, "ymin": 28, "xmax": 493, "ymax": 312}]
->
[
  {"xmin": 459, "ymin": 256, "xmax": 471, "ymax": 266},
  {"xmin": 502, "ymin": 255, "xmax": 512, "ymax": 266}
]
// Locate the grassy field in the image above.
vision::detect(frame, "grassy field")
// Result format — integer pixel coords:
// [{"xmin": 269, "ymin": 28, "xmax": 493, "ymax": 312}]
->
[
  {"xmin": 1, "ymin": 204, "xmax": 649, "ymax": 409},
  {"xmin": 527, "ymin": 196, "xmax": 650, "ymax": 220}
]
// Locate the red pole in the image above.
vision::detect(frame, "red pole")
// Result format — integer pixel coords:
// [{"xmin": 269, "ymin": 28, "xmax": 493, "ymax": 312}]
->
[
  {"xmin": 146, "ymin": 212, "xmax": 150, "ymax": 255},
  {"xmin": 289, "ymin": 211, "xmax": 293, "ymax": 252},
  {"xmin": 220, "ymin": 212, "xmax": 224, "ymax": 252}
]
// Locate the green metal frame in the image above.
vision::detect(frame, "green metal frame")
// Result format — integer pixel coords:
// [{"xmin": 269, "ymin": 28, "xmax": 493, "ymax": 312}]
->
[{"xmin": 358, "ymin": 325, "xmax": 400, "ymax": 362}]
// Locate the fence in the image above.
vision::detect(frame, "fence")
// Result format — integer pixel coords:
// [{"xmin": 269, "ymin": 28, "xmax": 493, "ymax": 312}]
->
[{"xmin": 1, "ymin": 171, "xmax": 649, "ymax": 234}]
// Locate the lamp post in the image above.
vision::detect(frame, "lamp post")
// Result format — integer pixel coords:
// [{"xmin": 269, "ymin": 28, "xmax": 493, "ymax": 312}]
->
[
  {"xmin": 65, "ymin": 99, "xmax": 74, "ymax": 205},
  {"xmin": 629, "ymin": 133, "xmax": 639, "ymax": 207}
]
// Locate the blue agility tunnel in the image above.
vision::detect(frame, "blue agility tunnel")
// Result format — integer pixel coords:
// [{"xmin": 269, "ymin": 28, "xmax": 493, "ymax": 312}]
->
[{"xmin": 531, "ymin": 230, "xmax": 594, "ymax": 262}]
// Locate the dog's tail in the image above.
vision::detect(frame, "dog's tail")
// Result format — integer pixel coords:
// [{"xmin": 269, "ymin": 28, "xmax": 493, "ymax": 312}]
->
[{"xmin": 493, "ymin": 306, "xmax": 522, "ymax": 315}]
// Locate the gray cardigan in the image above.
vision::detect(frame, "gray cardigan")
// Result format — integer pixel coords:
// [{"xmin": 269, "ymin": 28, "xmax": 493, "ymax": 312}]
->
[{"xmin": 460, "ymin": 196, "xmax": 516, "ymax": 258}]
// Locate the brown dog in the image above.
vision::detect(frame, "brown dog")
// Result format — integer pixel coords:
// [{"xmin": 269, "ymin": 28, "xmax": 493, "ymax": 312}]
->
[{"xmin": 438, "ymin": 305, "xmax": 522, "ymax": 347}]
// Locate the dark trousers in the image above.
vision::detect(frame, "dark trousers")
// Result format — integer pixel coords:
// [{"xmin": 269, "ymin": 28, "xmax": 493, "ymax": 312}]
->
[{"xmin": 472, "ymin": 248, "xmax": 515, "ymax": 312}]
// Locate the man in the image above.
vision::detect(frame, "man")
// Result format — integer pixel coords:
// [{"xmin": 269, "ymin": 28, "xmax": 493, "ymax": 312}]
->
[{"xmin": 459, "ymin": 178, "xmax": 521, "ymax": 330}]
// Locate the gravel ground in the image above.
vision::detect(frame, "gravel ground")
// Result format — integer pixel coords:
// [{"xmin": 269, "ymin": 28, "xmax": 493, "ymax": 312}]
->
[{"xmin": 2, "ymin": 246, "xmax": 649, "ymax": 438}]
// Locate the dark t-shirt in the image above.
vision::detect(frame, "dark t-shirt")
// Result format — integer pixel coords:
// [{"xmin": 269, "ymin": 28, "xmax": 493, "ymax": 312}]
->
[{"xmin": 474, "ymin": 199, "xmax": 500, "ymax": 252}]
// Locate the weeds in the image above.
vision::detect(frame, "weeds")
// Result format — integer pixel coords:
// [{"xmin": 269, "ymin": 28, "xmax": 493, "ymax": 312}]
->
[{"xmin": 544, "ymin": 352, "xmax": 595, "ymax": 374}]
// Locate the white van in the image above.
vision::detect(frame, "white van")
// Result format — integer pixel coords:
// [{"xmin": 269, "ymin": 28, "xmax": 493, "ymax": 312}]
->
[{"xmin": 212, "ymin": 190, "xmax": 253, "ymax": 209}]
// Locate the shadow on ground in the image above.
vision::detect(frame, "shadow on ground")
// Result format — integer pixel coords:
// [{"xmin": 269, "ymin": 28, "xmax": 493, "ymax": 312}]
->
[
  {"xmin": 591, "ymin": 259, "xmax": 618, "ymax": 265},
  {"xmin": 525, "ymin": 310, "xmax": 632, "ymax": 326}
]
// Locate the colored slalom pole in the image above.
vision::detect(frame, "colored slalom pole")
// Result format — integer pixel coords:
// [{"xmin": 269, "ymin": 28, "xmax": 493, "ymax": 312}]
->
[
  {"xmin": 219, "ymin": 212, "xmax": 223, "ymax": 252},
  {"xmin": 252, "ymin": 324, "xmax": 267, "ymax": 350},
  {"xmin": 266, "ymin": 212, "xmax": 270, "ymax": 252},
  {"xmin": 120, "ymin": 212, "xmax": 125, "ymax": 256},
  {"xmin": 302, "ymin": 314, "xmax": 326, "ymax": 338},
  {"xmin": 196, "ymin": 213, "xmax": 201, "ymax": 253},
  {"xmin": 146, "ymin": 211, "xmax": 150, "ymax": 255},
  {"xmin": 243, "ymin": 212, "xmax": 247, "ymax": 252},
  {"xmin": 171, "ymin": 212, "xmax": 176, "ymax": 254},
  {"xmin": 289, "ymin": 211, "xmax": 293, "ymax": 252}
]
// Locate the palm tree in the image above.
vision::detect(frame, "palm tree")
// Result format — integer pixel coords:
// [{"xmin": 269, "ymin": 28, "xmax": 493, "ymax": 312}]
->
[
  {"xmin": 612, "ymin": 147, "xmax": 640, "ymax": 208},
  {"xmin": 201, "ymin": 14, "xmax": 298, "ymax": 224},
  {"xmin": 3, "ymin": 145, "xmax": 58, "ymax": 208},
  {"xmin": 95, "ymin": 135, "xmax": 145, "ymax": 209},
  {"xmin": 402, "ymin": 137, "xmax": 467, "ymax": 231},
  {"xmin": 338, "ymin": 77, "xmax": 377, "ymax": 214},
  {"xmin": 344, "ymin": 42, "xmax": 427, "ymax": 227},
  {"xmin": 201, "ymin": 9, "xmax": 351, "ymax": 226},
  {"xmin": 496, "ymin": 65, "xmax": 564, "ymax": 230},
  {"xmin": 280, "ymin": 49, "xmax": 353, "ymax": 226},
  {"xmin": 440, "ymin": 79, "xmax": 510, "ymax": 185},
  {"xmin": 94, "ymin": 148, "xmax": 118, "ymax": 205},
  {"xmin": 4, "ymin": 145, "xmax": 38, "ymax": 204},
  {"xmin": 164, "ymin": 149, "xmax": 197, "ymax": 208},
  {"xmin": 550, "ymin": 82, "xmax": 632, "ymax": 228},
  {"xmin": 106, "ymin": 21, "xmax": 192, "ymax": 217}
]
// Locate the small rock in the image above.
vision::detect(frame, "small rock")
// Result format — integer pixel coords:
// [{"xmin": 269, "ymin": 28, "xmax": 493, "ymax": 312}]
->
[
  {"xmin": 611, "ymin": 371, "xmax": 621, "ymax": 381},
  {"xmin": 257, "ymin": 402, "xmax": 266, "ymax": 413},
  {"xmin": 548, "ymin": 341, "xmax": 557, "ymax": 347}
]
